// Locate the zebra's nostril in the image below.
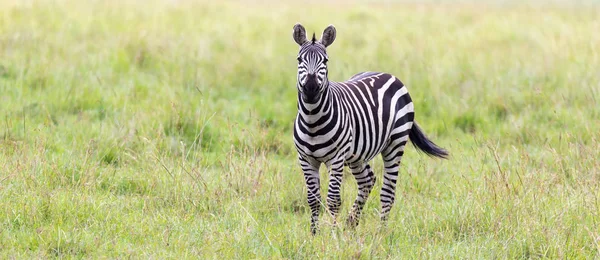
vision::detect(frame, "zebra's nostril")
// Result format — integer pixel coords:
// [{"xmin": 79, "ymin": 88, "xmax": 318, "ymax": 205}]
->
[{"xmin": 303, "ymin": 76, "xmax": 319, "ymax": 93}]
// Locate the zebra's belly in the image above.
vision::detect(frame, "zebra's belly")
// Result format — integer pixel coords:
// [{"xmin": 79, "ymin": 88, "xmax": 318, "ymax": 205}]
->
[
  {"xmin": 343, "ymin": 119, "xmax": 396, "ymax": 166},
  {"xmin": 344, "ymin": 137, "xmax": 388, "ymax": 165}
]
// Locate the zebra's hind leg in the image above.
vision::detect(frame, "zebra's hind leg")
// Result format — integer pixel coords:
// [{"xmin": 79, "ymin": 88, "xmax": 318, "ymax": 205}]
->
[
  {"xmin": 346, "ymin": 163, "xmax": 376, "ymax": 228},
  {"xmin": 380, "ymin": 137, "xmax": 408, "ymax": 222},
  {"xmin": 325, "ymin": 159, "xmax": 344, "ymax": 225},
  {"xmin": 299, "ymin": 156, "xmax": 322, "ymax": 235}
]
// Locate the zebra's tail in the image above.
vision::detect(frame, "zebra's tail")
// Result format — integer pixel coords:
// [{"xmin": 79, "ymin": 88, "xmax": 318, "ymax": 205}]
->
[{"xmin": 409, "ymin": 122, "xmax": 449, "ymax": 159}]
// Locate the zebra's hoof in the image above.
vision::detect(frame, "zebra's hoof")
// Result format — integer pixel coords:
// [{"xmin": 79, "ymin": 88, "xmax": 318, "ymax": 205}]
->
[
  {"xmin": 310, "ymin": 225, "xmax": 318, "ymax": 236},
  {"xmin": 346, "ymin": 215, "xmax": 359, "ymax": 229}
]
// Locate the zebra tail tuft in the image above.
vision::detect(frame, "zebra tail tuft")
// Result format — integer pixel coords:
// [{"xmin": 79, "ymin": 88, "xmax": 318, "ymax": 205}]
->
[{"xmin": 409, "ymin": 122, "xmax": 449, "ymax": 159}]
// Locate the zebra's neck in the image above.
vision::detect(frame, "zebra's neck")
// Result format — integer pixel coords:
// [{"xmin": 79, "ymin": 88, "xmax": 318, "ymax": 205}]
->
[{"xmin": 297, "ymin": 84, "xmax": 335, "ymax": 125}]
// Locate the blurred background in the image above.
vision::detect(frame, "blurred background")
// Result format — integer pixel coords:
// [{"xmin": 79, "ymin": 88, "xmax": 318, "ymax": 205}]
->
[{"xmin": 1, "ymin": 0, "xmax": 599, "ymax": 258}]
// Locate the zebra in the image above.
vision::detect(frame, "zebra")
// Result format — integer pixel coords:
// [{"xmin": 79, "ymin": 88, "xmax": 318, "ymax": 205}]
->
[{"xmin": 292, "ymin": 23, "xmax": 449, "ymax": 235}]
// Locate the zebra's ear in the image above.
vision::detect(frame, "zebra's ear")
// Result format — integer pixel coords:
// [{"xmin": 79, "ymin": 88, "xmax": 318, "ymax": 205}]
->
[
  {"xmin": 293, "ymin": 23, "xmax": 307, "ymax": 46},
  {"xmin": 320, "ymin": 25, "xmax": 336, "ymax": 47}
]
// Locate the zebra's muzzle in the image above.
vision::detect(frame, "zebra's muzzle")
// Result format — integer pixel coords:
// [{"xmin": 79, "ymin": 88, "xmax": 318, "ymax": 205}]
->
[
  {"xmin": 301, "ymin": 74, "xmax": 321, "ymax": 103},
  {"xmin": 302, "ymin": 91, "xmax": 321, "ymax": 103}
]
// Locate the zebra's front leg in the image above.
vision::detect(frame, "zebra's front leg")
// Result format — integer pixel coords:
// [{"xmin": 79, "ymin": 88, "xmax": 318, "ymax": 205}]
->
[
  {"xmin": 299, "ymin": 156, "xmax": 322, "ymax": 235},
  {"xmin": 346, "ymin": 163, "xmax": 376, "ymax": 228},
  {"xmin": 325, "ymin": 159, "xmax": 344, "ymax": 224}
]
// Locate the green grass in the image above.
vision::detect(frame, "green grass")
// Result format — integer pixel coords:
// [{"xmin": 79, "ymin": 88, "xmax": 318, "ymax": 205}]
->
[{"xmin": 1, "ymin": 0, "xmax": 599, "ymax": 258}]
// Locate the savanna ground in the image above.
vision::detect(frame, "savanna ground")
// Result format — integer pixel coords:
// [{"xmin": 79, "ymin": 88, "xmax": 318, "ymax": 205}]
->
[{"xmin": 1, "ymin": 0, "xmax": 599, "ymax": 258}]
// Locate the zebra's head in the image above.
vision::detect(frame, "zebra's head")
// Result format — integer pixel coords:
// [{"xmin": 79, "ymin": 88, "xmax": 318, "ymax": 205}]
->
[{"xmin": 293, "ymin": 23, "xmax": 336, "ymax": 103}]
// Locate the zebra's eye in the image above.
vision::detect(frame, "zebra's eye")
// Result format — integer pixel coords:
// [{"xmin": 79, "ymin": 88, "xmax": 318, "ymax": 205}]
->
[
  {"xmin": 323, "ymin": 58, "xmax": 328, "ymax": 64},
  {"xmin": 297, "ymin": 57, "xmax": 302, "ymax": 63}
]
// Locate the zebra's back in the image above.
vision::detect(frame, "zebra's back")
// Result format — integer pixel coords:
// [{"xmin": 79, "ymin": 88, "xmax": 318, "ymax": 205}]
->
[{"xmin": 347, "ymin": 71, "xmax": 382, "ymax": 82}]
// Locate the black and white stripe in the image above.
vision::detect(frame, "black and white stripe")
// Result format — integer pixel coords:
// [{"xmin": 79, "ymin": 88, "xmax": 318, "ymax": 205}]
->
[{"xmin": 292, "ymin": 24, "xmax": 448, "ymax": 235}]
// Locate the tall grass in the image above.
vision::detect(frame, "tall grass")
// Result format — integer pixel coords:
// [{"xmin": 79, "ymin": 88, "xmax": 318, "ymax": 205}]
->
[{"xmin": 1, "ymin": 0, "xmax": 599, "ymax": 258}]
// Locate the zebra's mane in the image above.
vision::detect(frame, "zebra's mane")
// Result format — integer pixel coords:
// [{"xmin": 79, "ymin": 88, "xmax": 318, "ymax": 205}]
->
[{"xmin": 311, "ymin": 33, "xmax": 317, "ymax": 44}]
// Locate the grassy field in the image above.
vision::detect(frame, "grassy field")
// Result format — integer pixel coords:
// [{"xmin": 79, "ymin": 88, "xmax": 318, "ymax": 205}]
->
[{"xmin": 1, "ymin": 0, "xmax": 599, "ymax": 258}]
